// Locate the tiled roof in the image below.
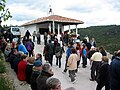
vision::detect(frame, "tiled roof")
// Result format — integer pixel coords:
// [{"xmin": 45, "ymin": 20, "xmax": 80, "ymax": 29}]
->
[{"xmin": 22, "ymin": 15, "xmax": 84, "ymax": 26}]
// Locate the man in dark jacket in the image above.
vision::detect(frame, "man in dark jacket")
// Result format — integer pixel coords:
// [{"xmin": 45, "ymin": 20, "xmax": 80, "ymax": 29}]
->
[
  {"xmin": 25, "ymin": 30, "xmax": 31, "ymax": 40},
  {"xmin": 46, "ymin": 40, "xmax": 55, "ymax": 66},
  {"xmin": 30, "ymin": 60, "xmax": 42, "ymax": 90},
  {"xmin": 96, "ymin": 56, "xmax": 110, "ymax": 90},
  {"xmin": 36, "ymin": 63, "xmax": 54, "ymax": 90},
  {"xmin": 110, "ymin": 50, "xmax": 120, "ymax": 90}
]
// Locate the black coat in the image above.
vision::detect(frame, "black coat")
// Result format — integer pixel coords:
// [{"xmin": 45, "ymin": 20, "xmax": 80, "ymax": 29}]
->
[
  {"xmin": 36, "ymin": 71, "xmax": 53, "ymax": 90},
  {"xmin": 97, "ymin": 62, "xmax": 110, "ymax": 83},
  {"xmin": 110, "ymin": 57, "xmax": 120, "ymax": 90},
  {"xmin": 25, "ymin": 64, "xmax": 33, "ymax": 84},
  {"xmin": 30, "ymin": 70, "xmax": 41, "ymax": 90}
]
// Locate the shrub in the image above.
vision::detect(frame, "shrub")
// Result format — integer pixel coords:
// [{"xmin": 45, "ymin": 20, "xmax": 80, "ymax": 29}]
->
[
  {"xmin": 0, "ymin": 61, "xmax": 6, "ymax": 73},
  {"xmin": 0, "ymin": 76, "xmax": 13, "ymax": 90}
]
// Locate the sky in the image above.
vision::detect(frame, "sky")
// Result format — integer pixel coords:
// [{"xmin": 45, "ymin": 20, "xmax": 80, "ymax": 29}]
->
[{"xmin": 2, "ymin": 0, "xmax": 120, "ymax": 28}]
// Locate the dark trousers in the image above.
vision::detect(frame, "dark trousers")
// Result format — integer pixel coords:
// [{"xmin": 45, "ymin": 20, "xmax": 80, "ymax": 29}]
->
[
  {"xmin": 91, "ymin": 61, "xmax": 101, "ymax": 80},
  {"xmin": 37, "ymin": 37, "xmax": 40, "ymax": 44},
  {"xmin": 69, "ymin": 70, "xmax": 76, "ymax": 82},
  {"xmin": 64, "ymin": 59, "xmax": 68, "ymax": 72},
  {"xmin": 28, "ymin": 50, "xmax": 33, "ymax": 57},
  {"xmin": 82, "ymin": 56, "xmax": 87, "ymax": 67},
  {"xmin": 33, "ymin": 36, "xmax": 35, "ymax": 42},
  {"xmin": 96, "ymin": 81, "xmax": 110, "ymax": 90},
  {"xmin": 76, "ymin": 60, "xmax": 80, "ymax": 72},
  {"xmin": 56, "ymin": 57, "xmax": 61, "ymax": 68},
  {"xmin": 48, "ymin": 54, "xmax": 53, "ymax": 66}
]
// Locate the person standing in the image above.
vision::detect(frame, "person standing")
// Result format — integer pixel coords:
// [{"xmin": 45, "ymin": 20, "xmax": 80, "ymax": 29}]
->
[
  {"xmin": 46, "ymin": 40, "xmax": 54, "ymax": 66},
  {"xmin": 17, "ymin": 41, "xmax": 28, "ymax": 55},
  {"xmin": 67, "ymin": 48, "xmax": 79, "ymax": 83},
  {"xmin": 110, "ymin": 50, "xmax": 120, "ymax": 90},
  {"xmin": 96, "ymin": 56, "xmax": 110, "ymax": 90},
  {"xmin": 63, "ymin": 42, "xmax": 73, "ymax": 73},
  {"xmin": 25, "ymin": 39, "xmax": 34, "ymax": 57},
  {"xmin": 90, "ymin": 49, "xmax": 102, "ymax": 81},
  {"xmin": 55, "ymin": 43, "xmax": 62, "ymax": 68},
  {"xmin": 25, "ymin": 30, "xmax": 31, "ymax": 40},
  {"xmin": 32, "ymin": 31, "xmax": 36, "ymax": 42},
  {"xmin": 36, "ymin": 31, "xmax": 41, "ymax": 44},
  {"xmin": 82, "ymin": 44, "xmax": 87, "ymax": 68},
  {"xmin": 44, "ymin": 32, "xmax": 47, "ymax": 45}
]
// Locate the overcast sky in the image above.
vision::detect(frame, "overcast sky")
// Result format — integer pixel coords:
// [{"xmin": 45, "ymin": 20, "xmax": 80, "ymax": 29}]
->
[{"xmin": 2, "ymin": 0, "xmax": 120, "ymax": 28}]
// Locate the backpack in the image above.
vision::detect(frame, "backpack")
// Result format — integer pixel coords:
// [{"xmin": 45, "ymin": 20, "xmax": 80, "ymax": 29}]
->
[{"xmin": 26, "ymin": 42, "xmax": 33, "ymax": 51}]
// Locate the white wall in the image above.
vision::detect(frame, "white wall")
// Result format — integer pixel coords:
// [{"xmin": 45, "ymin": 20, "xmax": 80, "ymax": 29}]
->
[{"xmin": 23, "ymin": 24, "xmax": 37, "ymax": 37}]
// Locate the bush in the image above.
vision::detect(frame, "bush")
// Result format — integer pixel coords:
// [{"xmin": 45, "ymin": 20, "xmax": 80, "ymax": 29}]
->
[
  {"xmin": 0, "ymin": 76, "xmax": 13, "ymax": 90},
  {"xmin": 0, "ymin": 61, "xmax": 6, "ymax": 73}
]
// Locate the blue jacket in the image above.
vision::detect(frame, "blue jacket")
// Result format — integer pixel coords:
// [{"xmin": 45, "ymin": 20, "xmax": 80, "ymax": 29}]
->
[
  {"xmin": 66, "ymin": 46, "xmax": 73, "ymax": 59},
  {"xmin": 110, "ymin": 57, "xmax": 120, "ymax": 90},
  {"xmin": 18, "ymin": 44, "xmax": 28, "ymax": 54}
]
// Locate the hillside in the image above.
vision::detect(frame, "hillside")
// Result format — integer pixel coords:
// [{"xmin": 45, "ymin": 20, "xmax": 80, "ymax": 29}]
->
[{"xmin": 77, "ymin": 25, "xmax": 120, "ymax": 54}]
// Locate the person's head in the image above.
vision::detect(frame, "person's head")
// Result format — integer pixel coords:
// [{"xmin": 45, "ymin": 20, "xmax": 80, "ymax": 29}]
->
[
  {"xmin": 99, "ymin": 46, "xmax": 105, "ymax": 51},
  {"xmin": 72, "ymin": 48, "xmax": 76, "ymax": 54},
  {"xmin": 21, "ymin": 54, "xmax": 28, "ymax": 61},
  {"xmin": 36, "ymin": 53, "xmax": 42, "ymax": 59},
  {"xmin": 12, "ymin": 49, "xmax": 17, "ymax": 55},
  {"xmin": 17, "ymin": 41, "xmax": 21, "ymax": 46},
  {"xmin": 46, "ymin": 77, "xmax": 61, "ymax": 90},
  {"xmin": 33, "ymin": 60, "xmax": 42, "ymax": 70},
  {"xmin": 27, "ymin": 57, "xmax": 35, "ymax": 64},
  {"xmin": 117, "ymin": 50, "xmax": 120, "ymax": 57},
  {"xmin": 90, "ymin": 46, "xmax": 96, "ymax": 50},
  {"xmin": 102, "ymin": 56, "xmax": 109, "ymax": 62},
  {"xmin": 42, "ymin": 63, "xmax": 54, "ymax": 75}
]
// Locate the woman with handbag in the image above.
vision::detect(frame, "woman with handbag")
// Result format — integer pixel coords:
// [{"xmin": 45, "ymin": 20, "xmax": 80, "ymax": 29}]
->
[{"xmin": 55, "ymin": 43, "xmax": 62, "ymax": 68}]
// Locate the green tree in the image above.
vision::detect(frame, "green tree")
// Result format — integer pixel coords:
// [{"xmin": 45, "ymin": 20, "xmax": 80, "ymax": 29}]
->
[{"xmin": 0, "ymin": 0, "xmax": 12, "ymax": 21}]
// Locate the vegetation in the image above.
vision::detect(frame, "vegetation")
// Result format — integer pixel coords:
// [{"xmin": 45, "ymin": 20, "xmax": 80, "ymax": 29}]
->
[
  {"xmin": 0, "ymin": 51, "xmax": 13, "ymax": 90},
  {"xmin": 0, "ymin": 0, "xmax": 12, "ymax": 21},
  {"xmin": 77, "ymin": 25, "xmax": 120, "ymax": 54}
]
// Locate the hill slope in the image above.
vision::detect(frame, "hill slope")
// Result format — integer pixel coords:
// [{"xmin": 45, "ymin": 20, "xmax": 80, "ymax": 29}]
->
[{"xmin": 77, "ymin": 25, "xmax": 120, "ymax": 53}]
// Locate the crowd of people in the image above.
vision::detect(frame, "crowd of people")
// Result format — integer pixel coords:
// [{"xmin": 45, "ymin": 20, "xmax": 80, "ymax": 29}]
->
[{"xmin": 0, "ymin": 27, "xmax": 120, "ymax": 90}]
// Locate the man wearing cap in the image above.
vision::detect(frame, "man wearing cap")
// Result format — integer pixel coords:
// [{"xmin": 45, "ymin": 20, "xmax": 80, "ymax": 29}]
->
[
  {"xmin": 110, "ymin": 50, "xmax": 120, "ymax": 90},
  {"xmin": 30, "ymin": 60, "xmax": 42, "ymax": 90}
]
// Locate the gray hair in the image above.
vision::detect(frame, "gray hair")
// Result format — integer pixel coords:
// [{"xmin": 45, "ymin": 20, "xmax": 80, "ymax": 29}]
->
[
  {"xmin": 46, "ymin": 77, "xmax": 61, "ymax": 90},
  {"xmin": 42, "ymin": 63, "xmax": 52, "ymax": 72}
]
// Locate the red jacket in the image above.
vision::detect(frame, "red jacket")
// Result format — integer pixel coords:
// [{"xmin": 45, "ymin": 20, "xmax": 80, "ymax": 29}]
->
[{"xmin": 18, "ymin": 60, "xmax": 27, "ymax": 81}]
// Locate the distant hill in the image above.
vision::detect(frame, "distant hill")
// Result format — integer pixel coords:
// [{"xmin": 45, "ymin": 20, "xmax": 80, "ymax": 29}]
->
[{"xmin": 77, "ymin": 25, "xmax": 120, "ymax": 54}]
